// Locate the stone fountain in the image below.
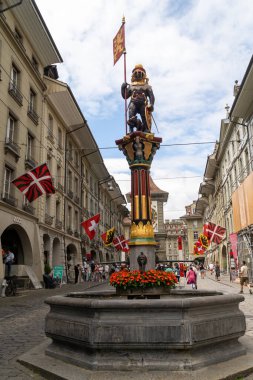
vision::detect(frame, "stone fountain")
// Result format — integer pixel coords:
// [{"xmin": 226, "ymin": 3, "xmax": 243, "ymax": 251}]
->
[{"xmin": 19, "ymin": 65, "xmax": 247, "ymax": 378}]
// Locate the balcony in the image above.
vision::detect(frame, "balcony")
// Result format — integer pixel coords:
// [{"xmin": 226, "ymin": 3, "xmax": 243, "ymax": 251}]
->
[
  {"xmin": 74, "ymin": 195, "xmax": 80, "ymax": 204},
  {"xmin": 4, "ymin": 139, "xmax": 20, "ymax": 161},
  {"xmin": 27, "ymin": 106, "xmax": 39, "ymax": 125},
  {"xmin": 55, "ymin": 219, "xmax": 63, "ymax": 230},
  {"xmin": 45, "ymin": 213, "xmax": 53, "ymax": 226},
  {"xmin": 74, "ymin": 230, "xmax": 80, "ymax": 238},
  {"xmin": 67, "ymin": 190, "xmax": 73, "ymax": 199},
  {"xmin": 47, "ymin": 131, "xmax": 54, "ymax": 144},
  {"xmin": 1, "ymin": 193, "xmax": 17, "ymax": 207},
  {"xmin": 67, "ymin": 227, "xmax": 73, "ymax": 235},
  {"xmin": 22, "ymin": 203, "xmax": 35, "ymax": 215},
  {"xmin": 57, "ymin": 182, "xmax": 64, "ymax": 192},
  {"xmin": 8, "ymin": 82, "xmax": 23, "ymax": 106},
  {"xmin": 83, "ymin": 209, "xmax": 89, "ymax": 218},
  {"xmin": 25, "ymin": 156, "xmax": 37, "ymax": 170}
]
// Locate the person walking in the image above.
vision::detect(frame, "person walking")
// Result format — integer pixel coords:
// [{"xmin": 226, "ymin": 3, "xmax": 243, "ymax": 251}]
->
[
  {"xmin": 74, "ymin": 264, "xmax": 80, "ymax": 284},
  {"xmin": 239, "ymin": 260, "xmax": 252, "ymax": 294},
  {"xmin": 215, "ymin": 261, "xmax": 221, "ymax": 281},
  {"xmin": 199, "ymin": 263, "xmax": 205, "ymax": 279},
  {"xmin": 186, "ymin": 266, "xmax": 197, "ymax": 289}
]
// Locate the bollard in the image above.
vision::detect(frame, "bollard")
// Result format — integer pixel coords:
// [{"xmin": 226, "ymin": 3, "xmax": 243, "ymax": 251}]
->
[{"xmin": 1, "ymin": 278, "xmax": 7, "ymax": 297}]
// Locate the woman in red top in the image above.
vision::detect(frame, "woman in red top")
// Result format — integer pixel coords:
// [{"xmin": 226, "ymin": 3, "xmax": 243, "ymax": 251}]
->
[{"xmin": 186, "ymin": 266, "xmax": 197, "ymax": 289}]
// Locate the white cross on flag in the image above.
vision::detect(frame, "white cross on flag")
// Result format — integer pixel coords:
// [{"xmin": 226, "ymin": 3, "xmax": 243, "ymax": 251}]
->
[
  {"xmin": 205, "ymin": 222, "xmax": 226, "ymax": 245},
  {"xmin": 81, "ymin": 214, "xmax": 100, "ymax": 240},
  {"xmin": 113, "ymin": 235, "xmax": 129, "ymax": 252}
]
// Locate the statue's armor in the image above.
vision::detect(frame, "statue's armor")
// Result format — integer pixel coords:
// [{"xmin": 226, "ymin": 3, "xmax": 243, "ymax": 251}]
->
[{"xmin": 121, "ymin": 83, "xmax": 155, "ymax": 132}]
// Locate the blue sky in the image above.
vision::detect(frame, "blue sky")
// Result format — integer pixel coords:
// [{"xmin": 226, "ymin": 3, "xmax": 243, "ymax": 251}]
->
[{"xmin": 36, "ymin": 0, "xmax": 253, "ymax": 219}]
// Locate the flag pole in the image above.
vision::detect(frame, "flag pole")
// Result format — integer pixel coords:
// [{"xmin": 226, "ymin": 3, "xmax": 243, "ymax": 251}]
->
[{"xmin": 122, "ymin": 16, "xmax": 127, "ymax": 135}]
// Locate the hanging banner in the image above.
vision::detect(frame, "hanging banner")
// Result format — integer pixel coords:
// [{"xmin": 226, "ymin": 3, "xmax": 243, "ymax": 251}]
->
[{"xmin": 229, "ymin": 233, "xmax": 238, "ymax": 260}]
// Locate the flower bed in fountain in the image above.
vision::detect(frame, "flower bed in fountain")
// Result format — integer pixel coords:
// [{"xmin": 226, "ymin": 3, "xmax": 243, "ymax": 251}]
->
[{"xmin": 110, "ymin": 269, "xmax": 178, "ymax": 296}]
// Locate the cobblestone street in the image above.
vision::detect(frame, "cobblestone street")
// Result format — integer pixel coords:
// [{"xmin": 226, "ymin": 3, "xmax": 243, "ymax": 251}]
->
[{"xmin": 1, "ymin": 276, "xmax": 253, "ymax": 379}]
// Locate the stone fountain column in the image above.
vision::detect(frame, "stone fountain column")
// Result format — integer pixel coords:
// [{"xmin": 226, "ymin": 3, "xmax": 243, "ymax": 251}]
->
[{"xmin": 115, "ymin": 131, "xmax": 162, "ymax": 270}]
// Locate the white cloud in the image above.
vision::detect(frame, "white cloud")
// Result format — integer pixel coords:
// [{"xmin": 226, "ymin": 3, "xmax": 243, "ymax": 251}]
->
[{"xmin": 36, "ymin": 0, "xmax": 253, "ymax": 218}]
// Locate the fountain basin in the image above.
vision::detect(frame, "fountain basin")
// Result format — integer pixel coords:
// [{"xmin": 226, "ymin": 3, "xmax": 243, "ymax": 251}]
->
[{"xmin": 44, "ymin": 288, "xmax": 246, "ymax": 371}]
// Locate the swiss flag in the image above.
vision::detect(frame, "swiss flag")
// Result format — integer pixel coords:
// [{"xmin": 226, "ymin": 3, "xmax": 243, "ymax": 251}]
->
[
  {"xmin": 113, "ymin": 235, "xmax": 129, "ymax": 252},
  {"xmin": 12, "ymin": 163, "xmax": 55, "ymax": 202},
  {"xmin": 81, "ymin": 214, "xmax": 100, "ymax": 240}
]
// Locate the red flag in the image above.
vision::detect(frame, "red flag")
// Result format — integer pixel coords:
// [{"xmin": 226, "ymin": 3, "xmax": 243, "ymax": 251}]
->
[
  {"xmin": 205, "ymin": 222, "xmax": 226, "ymax": 245},
  {"xmin": 177, "ymin": 236, "xmax": 182, "ymax": 250},
  {"xmin": 12, "ymin": 163, "xmax": 55, "ymax": 202},
  {"xmin": 101, "ymin": 227, "xmax": 115, "ymax": 246},
  {"xmin": 113, "ymin": 235, "xmax": 129, "ymax": 252},
  {"xmin": 81, "ymin": 214, "xmax": 100, "ymax": 240},
  {"xmin": 193, "ymin": 240, "xmax": 205, "ymax": 255},
  {"xmin": 113, "ymin": 22, "xmax": 125, "ymax": 65}
]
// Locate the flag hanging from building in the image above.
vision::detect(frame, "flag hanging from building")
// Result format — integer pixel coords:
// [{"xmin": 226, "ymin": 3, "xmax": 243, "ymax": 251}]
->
[
  {"xmin": 113, "ymin": 235, "xmax": 129, "ymax": 252},
  {"xmin": 177, "ymin": 236, "xmax": 183, "ymax": 250},
  {"xmin": 81, "ymin": 214, "xmax": 100, "ymax": 240},
  {"xmin": 113, "ymin": 21, "xmax": 125, "ymax": 65},
  {"xmin": 12, "ymin": 163, "xmax": 55, "ymax": 202},
  {"xmin": 205, "ymin": 222, "xmax": 226, "ymax": 245},
  {"xmin": 101, "ymin": 227, "xmax": 115, "ymax": 246},
  {"xmin": 193, "ymin": 239, "xmax": 205, "ymax": 255}
]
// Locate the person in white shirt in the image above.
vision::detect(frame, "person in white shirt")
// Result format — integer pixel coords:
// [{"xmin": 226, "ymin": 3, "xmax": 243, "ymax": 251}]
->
[
  {"xmin": 3, "ymin": 249, "xmax": 15, "ymax": 277},
  {"xmin": 239, "ymin": 261, "xmax": 252, "ymax": 294}
]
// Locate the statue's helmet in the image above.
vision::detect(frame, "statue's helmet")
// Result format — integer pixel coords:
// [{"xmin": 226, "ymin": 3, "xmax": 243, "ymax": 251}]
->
[{"xmin": 131, "ymin": 64, "xmax": 146, "ymax": 81}]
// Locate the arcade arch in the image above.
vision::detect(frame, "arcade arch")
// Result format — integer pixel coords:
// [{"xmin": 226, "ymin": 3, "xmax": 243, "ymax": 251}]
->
[{"xmin": 1, "ymin": 224, "xmax": 33, "ymax": 266}]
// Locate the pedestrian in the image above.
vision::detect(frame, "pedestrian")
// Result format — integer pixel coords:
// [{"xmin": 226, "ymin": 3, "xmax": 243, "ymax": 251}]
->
[
  {"xmin": 3, "ymin": 249, "xmax": 15, "ymax": 277},
  {"xmin": 239, "ymin": 260, "xmax": 252, "ymax": 294},
  {"xmin": 104, "ymin": 263, "xmax": 109, "ymax": 280},
  {"xmin": 173, "ymin": 263, "xmax": 180, "ymax": 283},
  {"xmin": 74, "ymin": 264, "xmax": 80, "ymax": 284},
  {"xmin": 215, "ymin": 261, "xmax": 221, "ymax": 281},
  {"xmin": 186, "ymin": 266, "xmax": 197, "ymax": 289},
  {"xmin": 209, "ymin": 262, "xmax": 214, "ymax": 275},
  {"xmin": 199, "ymin": 263, "xmax": 205, "ymax": 279},
  {"xmin": 165, "ymin": 262, "xmax": 173, "ymax": 273}
]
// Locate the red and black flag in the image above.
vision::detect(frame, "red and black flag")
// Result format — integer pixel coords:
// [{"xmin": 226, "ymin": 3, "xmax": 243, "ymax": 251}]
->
[
  {"xmin": 12, "ymin": 163, "xmax": 55, "ymax": 202},
  {"xmin": 113, "ymin": 20, "xmax": 125, "ymax": 65},
  {"xmin": 204, "ymin": 222, "xmax": 226, "ymax": 245},
  {"xmin": 113, "ymin": 235, "xmax": 129, "ymax": 252},
  {"xmin": 101, "ymin": 227, "xmax": 115, "ymax": 246}
]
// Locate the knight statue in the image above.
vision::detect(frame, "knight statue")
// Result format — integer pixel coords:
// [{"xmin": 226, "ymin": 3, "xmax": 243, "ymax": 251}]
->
[{"xmin": 121, "ymin": 64, "xmax": 155, "ymax": 133}]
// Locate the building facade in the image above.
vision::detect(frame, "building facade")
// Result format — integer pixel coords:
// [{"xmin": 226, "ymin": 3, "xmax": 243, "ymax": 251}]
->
[
  {"xmin": 0, "ymin": 0, "xmax": 127, "ymax": 285},
  {"xmin": 164, "ymin": 219, "xmax": 188, "ymax": 261}
]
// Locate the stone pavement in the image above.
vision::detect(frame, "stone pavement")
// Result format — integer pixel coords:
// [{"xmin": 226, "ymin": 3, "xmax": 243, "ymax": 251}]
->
[{"xmin": 1, "ymin": 275, "xmax": 253, "ymax": 380}]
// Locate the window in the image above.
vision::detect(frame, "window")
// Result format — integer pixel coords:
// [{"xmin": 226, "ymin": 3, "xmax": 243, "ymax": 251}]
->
[
  {"xmin": 68, "ymin": 170, "xmax": 72, "ymax": 191},
  {"xmin": 58, "ymin": 127, "xmax": 62, "ymax": 149},
  {"xmin": 26, "ymin": 133, "xmax": 34, "ymax": 159},
  {"xmin": 31, "ymin": 56, "xmax": 38, "ymax": 71},
  {"xmin": 193, "ymin": 231, "xmax": 198, "ymax": 240},
  {"xmin": 74, "ymin": 210, "xmax": 78, "ymax": 230},
  {"xmin": 3, "ymin": 166, "xmax": 13, "ymax": 198},
  {"xmin": 15, "ymin": 27, "xmax": 23, "ymax": 45},
  {"xmin": 56, "ymin": 200, "xmax": 60, "ymax": 221},
  {"xmin": 48, "ymin": 114, "xmax": 54, "ymax": 138},
  {"xmin": 27, "ymin": 88, "xmax": 38, "ymax": 125},
  {"xmin": 74, "ymin": 177, "xmax": 78, "ymax": 193},
  {"xmin": 245, "ymin": 149, "xmax": 250, "ymax": 176},
  {"xmin": 68, "ymin": 206, "xmax": 72, "ymax": 228},
  {"xmin": 10, "ymin": 65, "xmax": 18, "ymax": 89},
  {"xmin": 6, "ymin": 114, "xmax": 16, "ymax": 143},
  {"xmin": 75, "ymin": 151, "xmax": 79, "ymax": 167},
  {"xmin": 29, "ymin": 88, "xmax": 36, "ymax": 111}
]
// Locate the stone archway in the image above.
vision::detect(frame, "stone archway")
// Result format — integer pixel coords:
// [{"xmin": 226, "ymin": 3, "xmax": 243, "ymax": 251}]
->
[
  {"xmin": 1, "ymin": 224, "xmax": 33, "ymax": 266},
  {"xmin": 52, "ymin": 238, "xmax": 61, "ymax": 267}
]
